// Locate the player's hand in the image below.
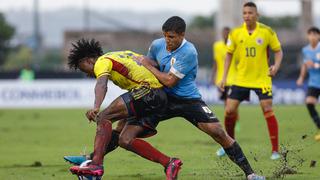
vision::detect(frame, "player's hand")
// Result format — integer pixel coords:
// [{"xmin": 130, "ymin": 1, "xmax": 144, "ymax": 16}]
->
[
  {"xmin": 296, "ymin": 77, "xmax": 304, "ymax": 86},
  {"xmin": 133, "ymin": 55, "xmax": 148, "ymax": 66},
  {"xmin": 86, "ymin": 108, "xmax": 99, "ymax": 122},
  {"xmin": 268, "ymin": 65, "xmax": 279, "ymax": 77},
  {"xmin": 305, "ymin": 60, "xmax": 314, "ymax": 68},
  {"xmin": 218, "ymin": 80, "xmax": 226, "ymax": 92}
]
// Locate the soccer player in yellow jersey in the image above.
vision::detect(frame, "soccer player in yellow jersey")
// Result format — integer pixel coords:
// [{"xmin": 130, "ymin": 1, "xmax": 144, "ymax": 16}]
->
[
  {"xmin": 219, "ymin": 2, "xmax": 283, "ymax": 160},
  {"xmin": 213, "ymin": 27, "xmax": 240, "ymax": 157},
  {"xmin": 67, "ymin": 39, "xmax": 181, "ymax": 179}
]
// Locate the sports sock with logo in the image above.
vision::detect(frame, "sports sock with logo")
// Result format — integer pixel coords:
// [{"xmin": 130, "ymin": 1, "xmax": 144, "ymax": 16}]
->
[
  {"xmin": 224, "ymin": 141, "xmax": 254, "ymax": 176},
  {"xmin": 91, "ymin": 120, "xmax": 112, "ymax": 165}
]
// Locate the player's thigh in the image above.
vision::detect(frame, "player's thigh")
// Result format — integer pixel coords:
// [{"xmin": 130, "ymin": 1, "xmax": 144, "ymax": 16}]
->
[
  {"xmin": 122, "ymin": 87, "xmax": 168, "ymax": 118},
  {"xmin": 306, "ymin": 96, "xmax": 318, "ymax": 104},
  {"xmin": 98, "ymin": 96, "xmax": 129, "ymax": 122},
  {"xmin": 179, "ymin": 99, "xmax": 219, "ymax": 126},
  {"xmin": 306, "ymin": 87, "xmax": 320, "ymax": 104},
  {"xmin": 119, "ymin": 124, "xmax": 145, "ymax": 146},
  {"xmin": 114, "ymin": 119, "xmax": 127, "ymax": 132}
]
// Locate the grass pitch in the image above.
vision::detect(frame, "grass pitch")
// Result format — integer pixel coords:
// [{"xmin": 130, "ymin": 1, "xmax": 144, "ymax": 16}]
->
[{"xmin": 0, "ymin": 105, "xmax": 319, "ymax": 180}]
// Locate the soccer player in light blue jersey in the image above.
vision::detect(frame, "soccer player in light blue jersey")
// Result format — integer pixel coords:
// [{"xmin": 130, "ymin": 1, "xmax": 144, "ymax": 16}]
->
[
  {"xmin": 136, "ymin": 16, "xmax": 264, "ymax": 180},
  {"xmin": 296, "ymin": 26, "xmax": 320, "ymax": 141}
]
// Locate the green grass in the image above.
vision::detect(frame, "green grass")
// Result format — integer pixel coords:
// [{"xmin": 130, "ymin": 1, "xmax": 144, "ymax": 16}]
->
[{"xmin": 0, "ymin": 105, "xmax": 319, "ymax": 180}]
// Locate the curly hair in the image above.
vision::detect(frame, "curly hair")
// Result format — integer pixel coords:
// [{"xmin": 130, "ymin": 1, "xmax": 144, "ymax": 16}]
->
[{"xmin": 68, "ymin": 38, "xmax": 103, "ymax": 70}]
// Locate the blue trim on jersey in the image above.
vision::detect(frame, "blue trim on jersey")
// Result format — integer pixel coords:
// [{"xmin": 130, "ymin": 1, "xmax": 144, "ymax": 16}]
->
[
  {"xmin": 147, "ymin": 38, "xmax": 201, "ymax": 99},
  {"xmin": 302, "ymin": 42, "xmax": 320, "ymax": 89}
]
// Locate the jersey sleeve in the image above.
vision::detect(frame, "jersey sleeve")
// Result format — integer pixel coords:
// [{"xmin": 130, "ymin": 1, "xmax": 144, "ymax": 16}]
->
[
  {"xmin": 268, "ymin": 29, "xmax": 281, "ymax": 51},
  {"xmin": 147, "ymin": 40, "xmax": 157, "ymax": 60},
  {"xmin": 94, "ymin": 57, "xmax": 113, "ymax": 78},
  {"xmin": 226, "ymin": 33, "xmax": 236, "ymax": 54},
  {"xmin": 170, "ymin": 52, "xmax": 197, "ymax": 79},
  {"xmin": 302, "ymin": 48, "xmax": 312, "ymax": 62}
]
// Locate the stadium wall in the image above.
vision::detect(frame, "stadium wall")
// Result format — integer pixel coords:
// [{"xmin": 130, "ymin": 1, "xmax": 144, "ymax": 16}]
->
[{"xmin": 0, "ymin": 80, "xmax": 307, "ymax": 108}]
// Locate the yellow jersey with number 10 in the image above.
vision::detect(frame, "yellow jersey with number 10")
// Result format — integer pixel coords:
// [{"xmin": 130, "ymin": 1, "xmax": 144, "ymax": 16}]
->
[
  {"xmin": 94, "ymin": 51, "xmax": 163, "ymax": 90},
  {"xmin": 226, "ymin": 22, "xmax": 281, "ymax": 89}
]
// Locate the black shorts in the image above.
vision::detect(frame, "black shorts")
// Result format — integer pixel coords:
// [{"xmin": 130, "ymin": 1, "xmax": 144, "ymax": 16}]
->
[
  {"xmin": 228, "ymin": 85, "xmax": 272, "ymax": 102},
  {"xmin": 219, "ymin": 86, "xmax": 231, "ymax": 100},
  {"xmin": 127, "ymin": 95, "xmax": 219, "ymax": 136},
  {"xmin": 307, "ymin": 87, "xmax": 320, "ymax": 98},
  {"xmin": 121, "ymin": 86, "xmax": 167, "ymax": 118}
]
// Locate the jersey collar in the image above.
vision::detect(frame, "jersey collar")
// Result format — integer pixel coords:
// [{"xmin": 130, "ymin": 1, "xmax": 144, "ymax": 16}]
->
[
  {"xmin": 243, "ymin": 22, "xmax": 259, "ymax": 36},
  {"xmin": 167, "ymin": 39, "xmax": 187, "ymax": 54}
]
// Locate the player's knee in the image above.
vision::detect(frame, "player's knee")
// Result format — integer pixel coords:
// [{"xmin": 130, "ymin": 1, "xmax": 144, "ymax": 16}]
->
[
  {"xmin": 118, "ymin": 135, "xmax": 133, "ymax": 149},
  {"xmin": 225, "ymin": 108, "xmax": 236, "ymax": 118}
]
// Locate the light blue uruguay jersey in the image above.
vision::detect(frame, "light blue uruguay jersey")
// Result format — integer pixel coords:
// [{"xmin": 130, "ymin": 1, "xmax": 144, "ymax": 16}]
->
[
  {"xmin": 302, "ymin": 42, "xmax": 320, "ymax": 88},
  {"xmin": 147, "ymin": 38, "xmax": 201, "ymax": 99}
]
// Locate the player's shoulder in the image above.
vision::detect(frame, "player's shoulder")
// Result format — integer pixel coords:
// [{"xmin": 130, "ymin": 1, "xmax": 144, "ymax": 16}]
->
[
  {"xmin": 214, "ymin": 41, "xmax": 224, "ymax": 48},
  {"xmin": 151, "ymin": 38, "xmax": 165, "ymax": 48},
  {"xmin": 230, "ymin": 25, "xmax": 244, "ymax": 34},
  {"xmin": 181, "ymin": 40, "xmax": 198, "ymax": 56},
  {"xmin": 258, "ymin": 22, "xmax": 276, "ymax": 35}
]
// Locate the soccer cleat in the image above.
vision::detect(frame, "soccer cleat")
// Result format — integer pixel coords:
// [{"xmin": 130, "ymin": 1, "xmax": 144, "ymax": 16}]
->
[
  {"xmin": 165, "ymin": 158, "xmax": 183, "ymax": 180},
  {"xmin": 314, "ymin": 133, "xmax": 320, "ymax": 141},
  {"xmin": 216, "ymin": 147, "xmax": 226, "ymax": 157},
  {"xmin": 270, "ymin": 151, "xmax": 281, "ymax": 160},
  {"xmin": 64, "ymin": 155, "xmax": 88, "ymax": 165},
  {"xmin": 70, "ymin": 164, "xmax": 104, "ymax": 176},
  {"xmin": 247, "ymin": 173, "xmax": 266, "ymax": 180}
]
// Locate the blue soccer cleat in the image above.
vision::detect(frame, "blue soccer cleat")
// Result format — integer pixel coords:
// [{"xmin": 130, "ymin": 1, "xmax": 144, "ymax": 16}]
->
[
  {"xmin": 64, "ymin": 155, "xmax": 88, "ymax": 165},
  {"xmin": 216, "ymin": 147, "xmax": 226, "ymax": 157},
  {"xmin": 247, "ymin": 173, "xmax": 266, "ymax": 180},
  {"xmin": 270, "ymin": 151, "xmax": 281, "ymax": 160}
]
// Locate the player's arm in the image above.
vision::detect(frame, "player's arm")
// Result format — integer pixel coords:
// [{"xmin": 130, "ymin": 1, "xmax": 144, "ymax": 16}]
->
[
  {"xmin": 296, "ymin": 63, "xmax": 307, "ymax": 86},
  {"xmin": 86, "ymin": 75, "xmax": 108, "ymax": 121},
  {"xmin": 268, "ymin": 49, "xmax": 283, "ymax": 77},
  {"xmin": 212, "ymin": 59, "xmax": 217, "ymax": 85},
  {"xmin": 141, "ymin": 59, "xmax": 179, "ymax": 87},
  {"xmin": 219, "ymin": 52, "xmax": 233, "ymax": 91},
  {"xmin": 134, "ymin": 55, "xmax": 159, "ymax": 67}
]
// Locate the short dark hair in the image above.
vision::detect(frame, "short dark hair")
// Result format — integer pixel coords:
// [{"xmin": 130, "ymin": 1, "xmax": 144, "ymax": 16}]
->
[
  {"xmin": 307, "ymin": 26, "xmax": 320, "ymax": 34},
  {"xmin": 162, "ymin": 16, "xmax": 186, "ymax": 34},
  {"xmin": 223, "ymin": 26, "xmax": 230, "ymax": 31},
  {"xmin": 244, "ymin": 2, "xmax": 257, "ymax": 9},
  {"xmin": 68, "ymin": 38, "xmax": 103, "ymax": 70}
]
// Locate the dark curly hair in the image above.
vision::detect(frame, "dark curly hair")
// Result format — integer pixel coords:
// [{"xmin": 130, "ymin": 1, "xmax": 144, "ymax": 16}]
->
[{"xmin": 68, "ymin": 38, "xmax": 103, "ymax": 70}]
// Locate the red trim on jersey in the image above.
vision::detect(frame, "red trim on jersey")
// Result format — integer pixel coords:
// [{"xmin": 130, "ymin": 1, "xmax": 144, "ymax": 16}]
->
[{"xmin": 105, "ymin": 57, "xmax": 141, "ymax": 84}]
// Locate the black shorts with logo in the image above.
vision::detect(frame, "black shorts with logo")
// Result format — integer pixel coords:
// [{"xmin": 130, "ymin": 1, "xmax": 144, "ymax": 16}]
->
[
  {"xmin": 228, "ymin": 85, "xmax": 272, "ymax": 102},
  {"xmin": 307, "ymin": 86, "xmax": 320, "ymax": 98},
  {"xmin": 121, "ymin": 86, "xmax": 168, "ymax": 118},
  {"xmin": 127, "ymin": 94, "xmax": 219, "ymax": 137}
]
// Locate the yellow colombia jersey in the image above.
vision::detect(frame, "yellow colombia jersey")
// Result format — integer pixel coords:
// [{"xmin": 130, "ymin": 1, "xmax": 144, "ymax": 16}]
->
[
  {"xmin": 94, "ymin": 51, "xmax": 163, "ymax": 90},
  {"xmin": 227, "ymin": 22, "xmax": 281, "ymax": 89},
  {"xmin": 213, "ymin": 41, "xmax": 237, "ymax": 86}
]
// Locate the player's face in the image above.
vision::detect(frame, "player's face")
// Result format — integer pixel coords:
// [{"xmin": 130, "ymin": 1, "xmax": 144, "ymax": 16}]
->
[
  {"xmin": 307, "ymin": 32, "xmax": 320, "ymax": 45},
  {"xmin": 243, "ymin": 6, "xmax": 258, "ymax": 26},
  {"xmin": 163, "ymin": 31, "xmax": 185, "ymax": 52},
  {"xmin": 78, "ymin": 58, "xmax": 95, "ymax": 77}
]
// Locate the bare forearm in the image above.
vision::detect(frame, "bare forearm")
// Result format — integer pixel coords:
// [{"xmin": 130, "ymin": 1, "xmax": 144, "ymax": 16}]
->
[
  {"xmin": 299, "ymin": 64, "xmax": 307, "ymax": 79},
  {"xmin": 94, "ymin": 78, "xmax": 107, "ymax": 109},
  {"xmin": 222, "ymin": 53, "xmax": 233, "ymax": 81},
  {"xmin": 274, "ymin": 50, "xmax": 283, "ymax": 69},
  {"xmin": 144, "ymin": 64, "xmax": 173, "ymax": 86}
]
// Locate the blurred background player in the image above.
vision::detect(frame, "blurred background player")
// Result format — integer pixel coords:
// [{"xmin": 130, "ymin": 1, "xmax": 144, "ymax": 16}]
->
[
  {"xmin": 296, "ymin": 26, "xmax": 320, "ymax": 141},
  {"xmin": 219, "ymin": 2, "xmax": 283, "ymax": 160},
  {"xmin": 212, "ymin": 27, "xmax": 240, "ymax": 157}
]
